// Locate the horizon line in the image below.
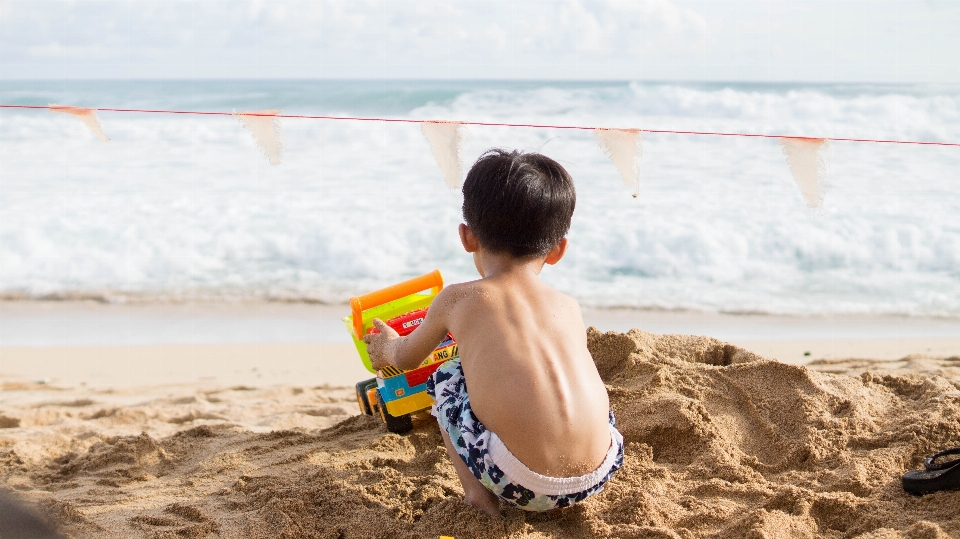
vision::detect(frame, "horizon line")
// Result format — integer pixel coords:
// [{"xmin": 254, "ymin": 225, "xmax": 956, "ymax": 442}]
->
[{"xmin": 2, "ymin": 77, "xmax": 958, "ymax": 87}]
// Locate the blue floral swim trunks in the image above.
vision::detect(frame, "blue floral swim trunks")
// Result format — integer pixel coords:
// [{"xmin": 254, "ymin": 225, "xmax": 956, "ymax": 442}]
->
[{"xmin": 425, "ymin": 358, "xmax": 624, "ymax": 512}]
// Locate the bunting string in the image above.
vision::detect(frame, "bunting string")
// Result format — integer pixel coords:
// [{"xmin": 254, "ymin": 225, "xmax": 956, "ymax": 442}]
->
[
  {"xmin": 3, "ymin": 103, "xmax": 958, "ymax": 211},
  {"xmin": 2, "ymin": 103, "xmax": 958, "ymax": 147}
]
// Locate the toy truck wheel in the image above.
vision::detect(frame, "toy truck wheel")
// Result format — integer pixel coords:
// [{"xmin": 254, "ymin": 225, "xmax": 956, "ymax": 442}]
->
[
  {"xmin": 355, "ymin": 378, "xmax": 377, "ymax": 415},
  {"xmin": 375, "ymin": 390, "xmax": 414, "ymax": 434},
  {"xmin": 367, "ymin": 388, "xmax": 380, "ymax": 414}
]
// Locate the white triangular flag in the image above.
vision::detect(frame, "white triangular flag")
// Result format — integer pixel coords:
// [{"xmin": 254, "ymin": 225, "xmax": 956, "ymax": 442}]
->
[
  {"xmin": 595, "ymin": 128, "xmax": 642, "ymax": 197},
  {"xmin": 233, "ymin": 109, "xmax": 283, "ymax": 165},
  {"xmin": 779, "ymin": 137, "xmax": 830, "ymax": 210},
  {"xmin": 421, "ymin": 121, "xmax": 463, "ymax": 189},
  {"xmin": 49, "ymin": 104, "xmax": 110, "ymax": 141}
]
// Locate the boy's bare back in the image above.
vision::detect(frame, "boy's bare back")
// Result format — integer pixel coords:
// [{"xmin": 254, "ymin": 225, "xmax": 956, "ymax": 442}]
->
[{"xmin": 440, "ymin": 272, "xmax": 611, "ymax": 477}]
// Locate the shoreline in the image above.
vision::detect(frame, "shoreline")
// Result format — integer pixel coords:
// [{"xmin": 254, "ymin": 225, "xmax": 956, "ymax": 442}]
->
[
  {"xmin": 3, "ymin": 299, "xmax": 959, "ymax": 345},
  {"xmin": 1, "ymin": 300, "xmax": 958, "ymax": 389}
]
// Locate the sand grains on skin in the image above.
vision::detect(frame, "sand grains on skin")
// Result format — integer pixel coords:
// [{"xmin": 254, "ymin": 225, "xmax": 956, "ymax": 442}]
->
[{"xmin": 1, "ymin": 330, "xmax": 958, "ymax": 538}]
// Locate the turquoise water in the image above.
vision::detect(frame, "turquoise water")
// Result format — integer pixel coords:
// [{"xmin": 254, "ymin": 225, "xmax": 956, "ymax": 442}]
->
[{"xmin": 1, "ymin": 80, "xmax": 959, "ymax": 316}]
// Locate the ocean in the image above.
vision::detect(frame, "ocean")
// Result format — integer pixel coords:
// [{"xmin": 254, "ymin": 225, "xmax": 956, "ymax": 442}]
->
[{"xmin": 1, "ymin": 80, "xmax": 958, "ymax": 317}]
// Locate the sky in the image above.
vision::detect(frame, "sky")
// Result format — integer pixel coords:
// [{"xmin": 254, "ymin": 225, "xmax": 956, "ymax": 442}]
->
[{"xmin": 1, "ymin": 0, "xmax": 958, "ymax": 83}]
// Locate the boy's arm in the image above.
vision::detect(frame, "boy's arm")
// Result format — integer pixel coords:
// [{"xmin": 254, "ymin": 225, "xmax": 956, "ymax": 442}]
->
[{"xmin": 362, "ymin": 286, "xmax": 456, "ymax": 371}]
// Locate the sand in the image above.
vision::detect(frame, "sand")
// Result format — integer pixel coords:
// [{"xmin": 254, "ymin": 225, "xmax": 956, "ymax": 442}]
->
[
  {"xmin": 0, "ymin": 343, "xmax": 370, "ymax": 389},
  {"xmin": 1, "ymin": 329, "xmax": 959, "ymax": 538}
]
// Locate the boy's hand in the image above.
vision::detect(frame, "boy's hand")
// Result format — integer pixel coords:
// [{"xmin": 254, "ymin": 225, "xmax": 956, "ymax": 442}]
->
[{"xmin": 362, "ymin": 318, "xmax": 400, "ymax": 371}]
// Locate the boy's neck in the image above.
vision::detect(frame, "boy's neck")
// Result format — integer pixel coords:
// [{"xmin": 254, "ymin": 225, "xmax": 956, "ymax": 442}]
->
[{"xmin": 474, "ymin": 249, "xmax": 546, "ymax": 280}]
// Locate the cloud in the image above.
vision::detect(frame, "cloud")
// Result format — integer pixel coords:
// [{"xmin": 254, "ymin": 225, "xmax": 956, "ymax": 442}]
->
[
  {"xmin": 606, "ymin": 0, "xmax": 707, "ymax": 35},
  {"xmin": 1, "ymin": 0, "xmax": 955, "ymax": 82},
  {"xmin": 1, "ymin": 0, "xmax": 706, "ymax": 62},
  {"xmin": 559, "ymin": 1, "xmax": 609, "ymax": 53},
  {"xmin": 27, "ymin": 41, "xmax": 115, "ymax": 59},
  {"xmin": 501, "ymin": 0, "xmax": 708, "ymax": 57}
]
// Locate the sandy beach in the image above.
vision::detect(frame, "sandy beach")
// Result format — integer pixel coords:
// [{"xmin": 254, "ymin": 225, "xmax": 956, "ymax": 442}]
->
[{"xmin": 1, "ymin": 302, "xmax": 958, "ymax": 538}]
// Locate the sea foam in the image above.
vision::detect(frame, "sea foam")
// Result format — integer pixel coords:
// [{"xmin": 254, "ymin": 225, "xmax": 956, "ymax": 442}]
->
[{"xmin": 1, "ymin": 80, "xmax": 958, "ymax": 315}]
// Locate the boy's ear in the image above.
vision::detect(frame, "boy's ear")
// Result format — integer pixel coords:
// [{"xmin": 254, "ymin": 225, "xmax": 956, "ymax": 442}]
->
[
  {"xmin": 544, "ymin": 238, "xmax": 568, "ymax": 265},
  {"xmin": 459, "ymin": 223, "xmax": 479, "ymax": 253}
]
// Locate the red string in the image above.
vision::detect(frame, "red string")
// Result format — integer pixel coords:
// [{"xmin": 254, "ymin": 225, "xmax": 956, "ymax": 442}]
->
[{"xmin": 4, "ymin": 103, "xmax": 959, "ymax": 147}]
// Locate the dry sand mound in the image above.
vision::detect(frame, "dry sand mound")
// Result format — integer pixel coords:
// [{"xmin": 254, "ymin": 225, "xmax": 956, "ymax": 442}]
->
[{"xmin": 1, "ymin": 329, "xmax": 958, "ymax": 538}]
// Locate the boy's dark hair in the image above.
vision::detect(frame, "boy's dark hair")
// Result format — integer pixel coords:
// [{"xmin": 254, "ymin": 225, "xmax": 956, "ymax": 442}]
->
[{"xmin": 462, "ymin": 149, "xmax": 576, "ymax": 258}]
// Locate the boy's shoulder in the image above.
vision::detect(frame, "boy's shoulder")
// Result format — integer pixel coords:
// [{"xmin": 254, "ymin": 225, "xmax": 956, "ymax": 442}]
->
[
  {"xmin": 428, "ymin": 280, "xmax": 490, "ymax": 325},
  {"xmin": 433, "ymin": 278, "xmax": 503, "ymax": 311},
  {"xmin": 436, "ymin": 279, "xmax": 488, "ymax": 303},
  {"xmin": 440, "ymin": 277, "xmax": 581, "ymax": 311}
]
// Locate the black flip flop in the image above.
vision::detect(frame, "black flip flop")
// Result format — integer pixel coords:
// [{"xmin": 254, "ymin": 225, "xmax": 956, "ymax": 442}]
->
[
  {"xmin": 902, "ymin": 447, "xmax": 960, "ymax": 496},
  {"xmin": 924, "ymin": 447, "xmax": 960, "ymax": 471}
]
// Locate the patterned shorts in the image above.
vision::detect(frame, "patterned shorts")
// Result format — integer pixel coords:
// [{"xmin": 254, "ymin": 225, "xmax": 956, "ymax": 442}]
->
[{"xmin": 425, "ymin": 358, "xmax": 624, "ymax": 512}]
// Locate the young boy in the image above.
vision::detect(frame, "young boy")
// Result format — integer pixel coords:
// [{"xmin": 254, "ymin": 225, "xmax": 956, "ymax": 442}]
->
[{"xmin": 363, "ymin": 149, "xmax": 623, "ymax": 515}]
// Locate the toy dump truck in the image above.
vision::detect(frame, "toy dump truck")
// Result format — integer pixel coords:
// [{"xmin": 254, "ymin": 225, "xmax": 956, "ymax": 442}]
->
[{"xmin": 344, "ymin": 270, "xmax": 458, "ymax": 433}]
